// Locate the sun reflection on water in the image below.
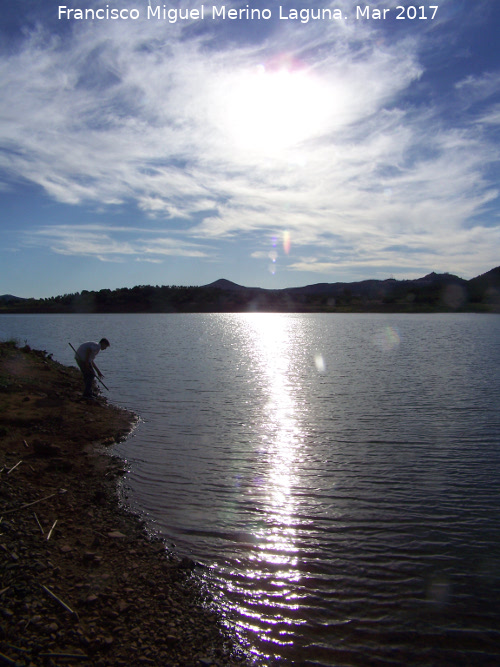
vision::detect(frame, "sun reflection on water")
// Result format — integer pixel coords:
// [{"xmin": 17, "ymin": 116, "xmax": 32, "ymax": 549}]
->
[{"xmin": 234, "ymin": 314, "xmax": 305, "ymax": 653}]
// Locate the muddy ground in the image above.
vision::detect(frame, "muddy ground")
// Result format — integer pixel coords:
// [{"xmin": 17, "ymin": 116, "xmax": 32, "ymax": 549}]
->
[{"xmin": 0, "ymin": 342, "xmax": 253, "ymax": 667}]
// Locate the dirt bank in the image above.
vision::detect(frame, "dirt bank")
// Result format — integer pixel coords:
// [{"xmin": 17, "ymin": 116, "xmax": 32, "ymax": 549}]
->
[{"xmin": 0, "ymin": 342, "xmax": 252, "ymax": 667}]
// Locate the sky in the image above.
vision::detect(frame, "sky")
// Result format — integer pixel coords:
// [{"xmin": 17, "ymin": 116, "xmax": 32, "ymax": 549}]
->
[{"xmin": 1, "ymin": 0, "xmax": 499, "ymax": 298}]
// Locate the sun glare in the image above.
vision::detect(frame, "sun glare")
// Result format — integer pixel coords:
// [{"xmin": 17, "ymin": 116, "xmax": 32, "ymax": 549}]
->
[{"xmin": 222, "ymin": 62, "xmax": 334, "ymax": 154}]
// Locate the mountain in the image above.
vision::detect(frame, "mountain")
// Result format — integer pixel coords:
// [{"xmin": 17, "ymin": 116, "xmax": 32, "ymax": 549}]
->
[
  {"xmin": 0, "ymin": 294, "xmax": 26, "ymax": 304},
  {"xmin": 467, "ymin": 266, "xmax": 500, "ymax": 291},
  {"xmin": 467, "ymin": 266, "xmax": 500, "ymax": 306},
  {"xmin": 205, "ymin": 269, "xmax": 498, "ymax": 311},
  {"xmin": 204, "ymin": 279, "xmax": 253, "ymax": 291},
  {"xmin": 1, "ymin": 267, "xmax": 499, "ymax": 313},
  {"xmin": 201, "ymin": 269, "xmax": 498, "ymax": 312}
]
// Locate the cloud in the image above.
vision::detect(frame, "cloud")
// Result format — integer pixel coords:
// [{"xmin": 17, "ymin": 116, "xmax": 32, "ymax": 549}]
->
[
  {"xmin": 479, "ymin": 104, "xmax": 500, "ymax": 126},
  {"xmin": 27, "ymin": 224, "xmax": 210, "ymax": 261},
  {"xmin": 0, "ymin": 0, "xmax": 499, "ymax": 280},
  {"xmin": 455, "ymin": 72, "xmax": 500, "ymax": 104},
  {"xmin": 289, "ymin": 221, "xmax": 500, "ymax": 279}
]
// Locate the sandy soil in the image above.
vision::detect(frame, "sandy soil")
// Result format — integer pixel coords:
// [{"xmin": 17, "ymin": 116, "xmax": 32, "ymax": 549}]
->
[{"xmin": 0, "ymin": 342, "xmax": 252, "ymax": 667}]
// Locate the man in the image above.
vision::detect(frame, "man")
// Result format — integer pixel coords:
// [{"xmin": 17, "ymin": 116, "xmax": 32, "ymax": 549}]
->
[{"xmin": 74, "ymin": 338, "xmax": 110, "ymax": 398}]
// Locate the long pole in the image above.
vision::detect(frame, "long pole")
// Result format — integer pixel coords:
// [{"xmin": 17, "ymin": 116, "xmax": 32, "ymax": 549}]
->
[{"xmin": 69, "ymin": 342, "xmax": 109, "ymax": 391}]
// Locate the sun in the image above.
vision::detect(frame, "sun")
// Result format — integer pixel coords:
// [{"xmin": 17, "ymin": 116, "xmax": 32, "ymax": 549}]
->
[{"xmin": 219, "ymin": 59, "xmax": 335, "ymax": 155}]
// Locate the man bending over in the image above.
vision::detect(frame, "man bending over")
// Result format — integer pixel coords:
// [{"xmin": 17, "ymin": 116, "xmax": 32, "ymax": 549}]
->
[{"xmin": 75, "ymin": 338, "xmax": 110, "ymax": 398}]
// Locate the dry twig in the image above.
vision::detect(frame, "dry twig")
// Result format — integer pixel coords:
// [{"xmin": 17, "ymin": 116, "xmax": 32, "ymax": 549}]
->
[
  {"xmin": 39, "ymin": 653, "xmax": 89, "ymax": 660},
  {"xmin": 41, "ymin": 584, "xmax": 79, "ymax": 619},
  {"xmin": 33, "ymin": 512, "xmax": 44, "ymax": 535},
  {"xmin": 3, "ymin": 492, "xmax": 58, "ymax": 515},
  {"xmin": 0, "ymin": 650, "xmax": 17, "ymax": 665},
  {"xmin": 46, "ymin": 519, "xmax": 58, "ymax": 541},
  {"xmin": 6, "ymin": 460, "xmax": 22, "ymax": 475}
]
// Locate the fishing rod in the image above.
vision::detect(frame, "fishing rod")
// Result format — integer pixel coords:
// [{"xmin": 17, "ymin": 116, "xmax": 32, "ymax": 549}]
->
[{"xmin": 68, "ymin": 342, "xmax": 109, "ymax": 391}]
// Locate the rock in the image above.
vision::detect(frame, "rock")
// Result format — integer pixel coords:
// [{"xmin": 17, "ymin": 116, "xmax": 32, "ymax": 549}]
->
[
  {"xmin": 165, "ymin": 634, "xmax": 179, "ymax": 646},
  {"xmin": 179, "ymin": 556, "xmax": 197, "ymax": 571},
  {"xmin": 107, "ymin": 531, "xmax": 126, "ymax": 539},
  {"xmin": 32, "ymin": 440, "xmax": 62, "ymax": 457},
  {"xmin": 46, "ymin": 458, "xmax": 73, "ymax": 472}
]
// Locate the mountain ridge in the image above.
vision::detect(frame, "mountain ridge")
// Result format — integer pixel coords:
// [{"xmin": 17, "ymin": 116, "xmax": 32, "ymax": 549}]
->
[
  {"xmin": 2, "ymin": 266, "xmax": 499, "ymax": 313},
  {"xmin": 204, "ymin": 268, "xmax": 490, "ymax": 296}
]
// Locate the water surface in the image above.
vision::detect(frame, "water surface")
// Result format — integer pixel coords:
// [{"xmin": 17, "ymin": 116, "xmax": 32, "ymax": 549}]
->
[{"xmin": 1, "ymin": 312, "xmax": 499, "ymax": 665}]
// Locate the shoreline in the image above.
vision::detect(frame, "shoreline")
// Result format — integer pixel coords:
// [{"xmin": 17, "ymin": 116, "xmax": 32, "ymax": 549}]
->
[{"xmin": 0, "ymin": 342, "xmax": 252, "ymax": 666}]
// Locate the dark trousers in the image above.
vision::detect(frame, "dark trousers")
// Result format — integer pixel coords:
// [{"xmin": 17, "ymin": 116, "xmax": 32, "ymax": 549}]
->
[{"xmin": 76, "ymin": 359, "xmax": 96, "ymax": 397}]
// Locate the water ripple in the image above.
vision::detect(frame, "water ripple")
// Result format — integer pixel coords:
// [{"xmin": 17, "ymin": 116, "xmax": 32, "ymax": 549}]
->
[{"xmin": 4, "ymin": 312, "xmax": 497, "ymax": 665}]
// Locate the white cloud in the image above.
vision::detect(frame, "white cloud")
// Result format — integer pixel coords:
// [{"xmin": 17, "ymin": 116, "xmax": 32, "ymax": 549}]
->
[
  {"xmin": 28, "ymin": 224, "xmax": 210, "ymax": 261},
  {"xmin": 478, "ymin": 104, "xmax": 500, "ymax": 126},
  {"xmin": 0, "ymin": 1, "xmax": 499, "ymax": 281},
  {"xmin": 455, "ymin": 72, "xmax": 500, "ymax": 103}
]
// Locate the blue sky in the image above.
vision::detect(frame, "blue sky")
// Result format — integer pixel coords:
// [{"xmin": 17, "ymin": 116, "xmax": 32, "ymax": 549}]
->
[{"xmin": 1, "ymin": 0, "xmax": 499, "ymax": 298}]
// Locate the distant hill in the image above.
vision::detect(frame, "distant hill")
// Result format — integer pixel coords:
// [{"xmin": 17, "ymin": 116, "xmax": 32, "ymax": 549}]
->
[
  {"xmin": 467, "ymin": 266, "xmax": 500, "ymax": 304},
  {"xmin": 204, "ymin": 279, "xmax": 257, "ymax": 291},
  {"xmin": 1, "ymin": 267, "xmax": 499, "ymax": 314},
  {"xmin": 203, "ymin": 270, "xmax": 484, "ymax": 310},
  {"xmin": 0, "ymin": 294, "xmax": 26, "ymax": 304}
]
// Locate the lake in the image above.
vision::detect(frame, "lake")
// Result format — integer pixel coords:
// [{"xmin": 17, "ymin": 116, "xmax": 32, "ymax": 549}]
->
[{"xmin": 1, "ymin": 312, "xmax": 499, "ymax": 665}]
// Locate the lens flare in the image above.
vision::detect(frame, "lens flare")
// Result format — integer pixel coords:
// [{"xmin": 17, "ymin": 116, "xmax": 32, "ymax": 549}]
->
[
  {"xmin": 374, "ymin": 326, "xmax": 401, "ymax": 351},
  {"xmin": 283, "ymin": 231, "xmax": 291, "ymax": 255},
  {"xmin": 314, "ymin": 354, "xmax": 326, "ymax": 373}
]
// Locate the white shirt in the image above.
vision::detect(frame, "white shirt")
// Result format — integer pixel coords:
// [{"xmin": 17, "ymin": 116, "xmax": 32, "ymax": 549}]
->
[{"xmin": 75, "ymin": 341, "xmax": 101, "ymax": 363}]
